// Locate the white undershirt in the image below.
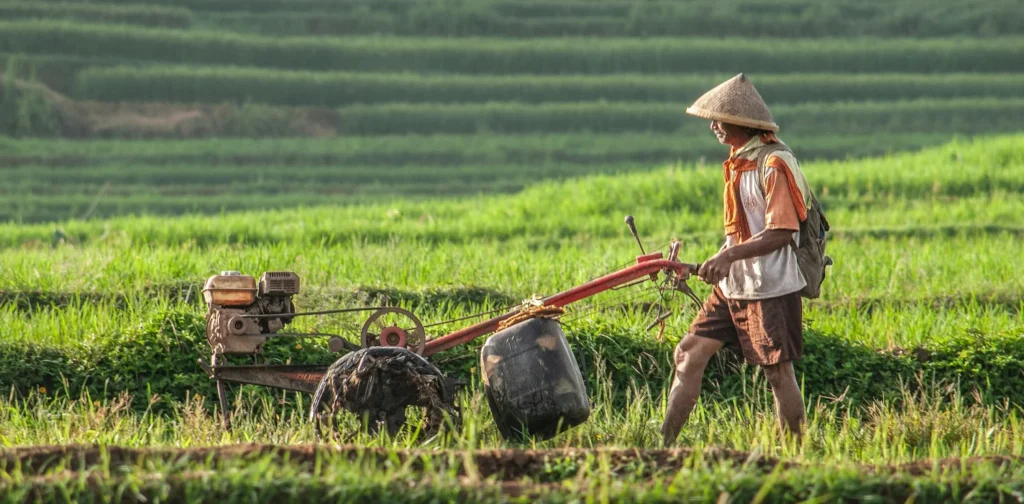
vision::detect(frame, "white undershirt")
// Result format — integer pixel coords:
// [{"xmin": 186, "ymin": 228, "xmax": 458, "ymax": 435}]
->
[{"xmin": 718, "ymin": 148, "xmax": 808, "ymax": 300}]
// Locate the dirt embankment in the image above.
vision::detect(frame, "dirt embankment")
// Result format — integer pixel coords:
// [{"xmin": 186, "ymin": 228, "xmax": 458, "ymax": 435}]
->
[
  {"xmin": 1, "ymin": 444, "xmax": 782, "ymax": 480},
  {"xmin": 3, "ymin": 444, "xmax": 1022, "ymax": 501},
  {"xmin": 0, "ymin": 74, "xmax": 341, "ymax": 139},
  {"xmin": 3, "ymin": 444, "xmax": 1021, "ymax": 480}
]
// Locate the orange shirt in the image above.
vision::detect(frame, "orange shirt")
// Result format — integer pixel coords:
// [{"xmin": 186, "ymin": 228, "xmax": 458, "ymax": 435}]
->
[{"xmin": 762, "ymin": 155, "xmax": 801, "ymax": 234}]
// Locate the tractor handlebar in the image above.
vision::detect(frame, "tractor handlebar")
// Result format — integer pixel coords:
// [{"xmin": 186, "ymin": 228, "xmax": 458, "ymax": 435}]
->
[{"xmin": 422, "ymin": 249, "xmax": 700, "ymax": 357}]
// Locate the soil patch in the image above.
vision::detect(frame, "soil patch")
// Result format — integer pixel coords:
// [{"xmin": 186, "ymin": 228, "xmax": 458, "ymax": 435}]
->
[
  {"xmin": 5, "ymin": 444, "xmax": 1019, "ymax": 481},
  {"xmin": 1, "ymin": 73, "xmax": 342, "ymax": 139},
  {"xmin": 0, "ymin": 444, "xmax": 790, "ymax": 480},
  {"xmin": 63, "ymin": 100, "xmax": 341, "ymax": 139}
]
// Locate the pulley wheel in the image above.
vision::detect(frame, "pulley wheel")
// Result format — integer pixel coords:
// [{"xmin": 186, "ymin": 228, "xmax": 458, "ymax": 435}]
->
[{"xmin": 360, "ymin": 307, "xmax": 426, "ymax": 355}]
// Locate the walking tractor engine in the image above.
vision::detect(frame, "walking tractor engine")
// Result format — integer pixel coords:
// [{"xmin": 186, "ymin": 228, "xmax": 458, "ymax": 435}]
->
[
  {"xmin": 202, "ymin": 271, "xmax": 300, "ymax": 355},
  {"xmin": 196, "ymin": 215, "xmax": 705, "ymax": 442}
]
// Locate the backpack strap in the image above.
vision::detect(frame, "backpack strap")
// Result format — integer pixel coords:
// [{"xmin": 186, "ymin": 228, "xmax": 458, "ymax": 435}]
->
[
  {"xmin": 754, "ymin": 142, "xmax": 792, "ymax": 195},
  {"xmin": 754, "ymin": 142, "xmax": 801, "ymax": 248}
]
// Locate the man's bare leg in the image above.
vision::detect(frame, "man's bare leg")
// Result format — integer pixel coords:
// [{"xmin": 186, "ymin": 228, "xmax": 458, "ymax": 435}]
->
[
  {"xmin": 762, "ymin": 361, "xmax": 805, "ymax": 440},
  {"xmin": 660, "ymin": 334, "xmax": 724, "ymax": 446}
]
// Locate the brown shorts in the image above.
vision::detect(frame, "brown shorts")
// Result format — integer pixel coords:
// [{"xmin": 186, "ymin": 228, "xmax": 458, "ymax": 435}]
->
[{"xmin": 688, "ymin": 286, "xmax": 803, "ymax": 366}]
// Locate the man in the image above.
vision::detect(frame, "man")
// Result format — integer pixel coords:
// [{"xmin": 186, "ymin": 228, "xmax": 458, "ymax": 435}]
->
[{"xmin": 661, "ymin": 73, "xmax": 813, "ymax": 445}]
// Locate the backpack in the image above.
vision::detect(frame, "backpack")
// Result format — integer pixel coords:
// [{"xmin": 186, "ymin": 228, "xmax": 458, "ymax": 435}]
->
[{"xmin": 756, "ymin": 143, "xmax": 833, "ymax": 299}]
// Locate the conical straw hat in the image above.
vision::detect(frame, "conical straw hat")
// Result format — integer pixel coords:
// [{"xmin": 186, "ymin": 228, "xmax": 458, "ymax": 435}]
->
[{"xmin": 685, "ymin": 73, "xmax": 779, "ymax": 132}]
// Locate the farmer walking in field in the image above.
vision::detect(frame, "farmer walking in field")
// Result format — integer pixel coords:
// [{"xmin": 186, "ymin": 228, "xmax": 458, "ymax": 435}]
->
[{"xmin": 661, "ymin": 73, "xmax": 830, "ymax": 445}]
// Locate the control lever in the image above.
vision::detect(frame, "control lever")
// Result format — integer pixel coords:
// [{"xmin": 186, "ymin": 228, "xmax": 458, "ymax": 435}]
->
[
  {"xmin": 645, "ymin": 310, "xmax": 672, "ymax": 331},
  {"xmin": 668, "ymin": 240, "xmax": 680, "ymax": 262},
  {"xmin": 675, "ymin": 279, "xmax": 704, "ymax": 312},
  {"xmin": 666, "ymin": 238, "xmax": 702, "ymax": 311},
  {"xmin": 624, "ymin": 215, "xmax": 645, "ymax": 255}
]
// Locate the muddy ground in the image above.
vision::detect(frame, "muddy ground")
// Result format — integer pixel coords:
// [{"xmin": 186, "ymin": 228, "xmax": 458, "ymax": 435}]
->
[{"xmin": 2, "ymin": 444, "xmax": 1020, "ymax": 480}]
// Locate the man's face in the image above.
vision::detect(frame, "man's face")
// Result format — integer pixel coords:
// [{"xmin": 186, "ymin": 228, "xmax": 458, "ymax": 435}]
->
[{"xmin": 710, "ymin": 120, "xmax": 747, "ymax": 147}]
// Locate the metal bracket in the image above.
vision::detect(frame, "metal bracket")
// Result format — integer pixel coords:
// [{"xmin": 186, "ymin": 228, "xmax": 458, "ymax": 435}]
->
[{"xmin": 200, "ymin": 359, "xmax": 329, "ymax": 395}]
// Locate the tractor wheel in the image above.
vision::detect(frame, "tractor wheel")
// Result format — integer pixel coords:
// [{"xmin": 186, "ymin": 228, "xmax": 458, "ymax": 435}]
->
[{"xmin": 308, "ymin": 347, "xmax": 460, "ymax": 439}]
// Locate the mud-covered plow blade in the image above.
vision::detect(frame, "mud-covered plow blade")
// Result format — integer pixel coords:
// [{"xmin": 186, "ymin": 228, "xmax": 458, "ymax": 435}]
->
[{"xmin": 199, "ymin": 362, "xmax": 327, "ymax": 395}]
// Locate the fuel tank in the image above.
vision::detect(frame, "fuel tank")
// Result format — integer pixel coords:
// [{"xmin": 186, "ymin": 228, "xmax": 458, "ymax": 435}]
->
[{"xmin": 480, "ymin": 317, "xmax": 590, "ymax": 441}]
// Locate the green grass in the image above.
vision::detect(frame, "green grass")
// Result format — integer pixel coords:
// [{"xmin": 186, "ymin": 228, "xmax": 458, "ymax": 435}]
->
[
  {"xmin": 0, "ymin": 131, "xmax": 994, "ymax": 223},
  {"xmin": 1, "ymin": 133, "xmax": 1019, "ymax": 229},
  {"xmin": 4, "ymin": 21, "xmax": 1024, "ymax": 74},
  {"xmin": 0, "ymin": 132, "xmax": 1023, "ymax": 499},
  {"xmin": 1, "ymin": 0, "xmax": 1023, "ymax": 499},
  {"xmin": 2, "ymin": 380, "xmax": 1022, "ymax": 502},
  {"xmin": 1, "ymin": 456, "xmax": 1022, "ymax": 503},
  {"xmin": 0, "ymin": 52, "xmax": 151, "ymax": 94},
  {"xmin": 1, "ymin": 230, "xmax": 1022, "ymax": 304},
  {"xmin": 329, "ymin": 98, "xmax": 1024, "ymax": 136},
  {"xmin": 0, "ymin": 131, "xmax": 962, "ymax": 162},
  {"xmin": 193, "ymin": 1, "xmax": 1024, "ymax": 39},
  {"xmin": 0, "ymin": 138, "xmax": 1021, "ymax": 408},
  {"xmin": 72, "ymin": 66, "xmax": 1024, "ymax": 107},
  {"xmin": 0, "ymin": 2, "xmax": 192, "ymax": 29},
  {"xmin": 2, "ymin": 366, "xmax": 1022, "ymax": 461},
  {"xmin": 0, "ymin": 137, "xmax": 1019, "ymax": 341},
  {"xmin": 16, "ymin": 0, "xmax": 1024, "ymax": 38}
]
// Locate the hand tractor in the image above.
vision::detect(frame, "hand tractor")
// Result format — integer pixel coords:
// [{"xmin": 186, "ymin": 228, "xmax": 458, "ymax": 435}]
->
[{"xmin": 198, "ymin": 217, "xmax": 703, "ymax": 441}]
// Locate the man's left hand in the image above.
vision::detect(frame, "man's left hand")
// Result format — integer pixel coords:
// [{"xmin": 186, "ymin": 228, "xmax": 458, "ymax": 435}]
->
[{"xmin": 698, "ymin": 249, "xmax": 733, "ymax": 285}]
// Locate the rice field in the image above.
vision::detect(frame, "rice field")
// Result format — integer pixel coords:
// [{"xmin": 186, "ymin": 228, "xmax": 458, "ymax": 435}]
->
[
  {"xmin": 8, "ymin": 0, "xmax": 1024, "ymax": 38},
  {"xmin": 73, "ymin": 67, "xmax": 1024, "ymax": 106},
  {"xmin": 2, "ymin": 136, "xmax": 1023, "ymax": 501},
  {"xmin": 2, "ymin": 0, "xmax": 1024, "ymax": 500},
  {"xmin": 5, "ymin": 22, "xmax": 1024, "ymax": 75},
  {"xmin": 0, "ymin": 131, "xmax": 1012, "ymax": 223}
]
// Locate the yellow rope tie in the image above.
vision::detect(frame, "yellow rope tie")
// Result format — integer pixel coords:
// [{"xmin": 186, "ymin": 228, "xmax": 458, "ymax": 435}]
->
[{"xmin": 496, "ymin": 304, "xmax": 565, "ymax": 331}]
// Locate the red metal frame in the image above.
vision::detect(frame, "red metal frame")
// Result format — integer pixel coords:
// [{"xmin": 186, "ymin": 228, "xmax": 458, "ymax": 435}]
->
[{"xmin": 422, "ymin": 253, "xmax": 699, "ymax": 356}]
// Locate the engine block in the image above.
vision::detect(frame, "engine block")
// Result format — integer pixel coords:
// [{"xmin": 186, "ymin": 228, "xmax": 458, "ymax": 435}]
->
[{"xmin": 202, "ymin": 271, "xmax": 299, "ymax": 355}]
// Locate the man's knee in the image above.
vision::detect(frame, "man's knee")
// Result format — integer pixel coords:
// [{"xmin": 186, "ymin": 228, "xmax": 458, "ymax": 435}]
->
[{"xmin": 673, "ymin": 334, "xmax": 722, "ymax": 373}]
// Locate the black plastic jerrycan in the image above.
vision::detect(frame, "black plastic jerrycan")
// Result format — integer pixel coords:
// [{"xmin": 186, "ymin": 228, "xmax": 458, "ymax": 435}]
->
[{"xmin": 480, "ymin": 317, "xmax": 590, "ymax": 441}]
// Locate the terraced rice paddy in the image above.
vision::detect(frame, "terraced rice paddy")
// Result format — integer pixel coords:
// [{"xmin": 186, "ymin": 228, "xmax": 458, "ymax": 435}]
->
[{"xmin": 2, "ymin": 0, "xmax": 1024, "ymax": 500}]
